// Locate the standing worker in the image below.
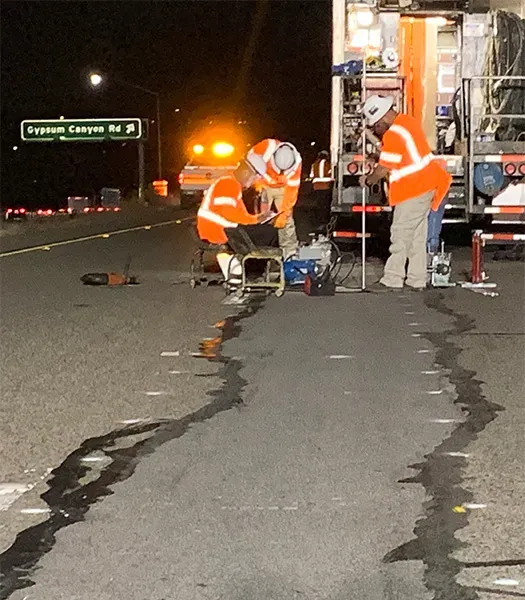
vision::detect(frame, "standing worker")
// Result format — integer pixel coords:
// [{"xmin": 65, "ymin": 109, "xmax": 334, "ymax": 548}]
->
[
  {"xmin": 310, "ymin": 150, "xmax": 333, "ymax": 226},
  {"xmin": 197, "ymin": 155, "xmax": 276, "ymax": 281},
  {"xmin": 247, "ymin": 139, "xmax": 302, "ymax": 259},
  {"xmin": 359, "ymin": 95, "xmax": 451, "ymax": 291}
]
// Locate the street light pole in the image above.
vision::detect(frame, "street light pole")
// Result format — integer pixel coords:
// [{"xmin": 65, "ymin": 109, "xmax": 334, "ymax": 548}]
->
[
  {"xmin": 89, "ymin": 73, "xmax": 162, "ymax": 179},
  {"xmin": 155, "ymin": 93, "xmax": 162, "ymax": 179},
  {"xmin": 115, "ymin": 79, "xmax": 162, "ymax": 180}
]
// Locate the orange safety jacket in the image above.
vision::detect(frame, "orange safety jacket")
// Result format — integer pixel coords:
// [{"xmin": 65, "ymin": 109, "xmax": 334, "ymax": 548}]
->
[
  {"xmin": 197, "ymin": 175, "xmax": 257, "ymax": 245},
  {"xmin": 378, "ymin": 114, "xmax": 452, "ymax": 211},
  {"xmin": 248, "ymin": 138, "xmax": 302, "ymax": 228},
  {"xmin": 310, "ymin": 158, "xmax": 332, "ymax": 191}
]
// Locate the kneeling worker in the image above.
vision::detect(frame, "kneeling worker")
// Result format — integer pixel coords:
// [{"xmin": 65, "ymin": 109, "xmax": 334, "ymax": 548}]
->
[
  {"xmin": 197, "ymin": 155, "xmax": 276, "ymax": 281},
  {"xmin": 360, "ymin": 95, "xmax": 451, "ymax": 291},
  {"xmin": 247, "ymin": 139, "xmax": 302, "ymax": 259}
]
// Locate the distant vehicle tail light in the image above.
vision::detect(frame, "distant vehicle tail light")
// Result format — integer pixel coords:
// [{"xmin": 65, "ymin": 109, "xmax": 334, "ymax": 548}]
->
[
  {"xmin": 19, "ymin": 208, "xmax": 26, "ymax": 214},
  {"xmin": 6, "ymin": 209, "xmax": 13, "ymax": 214},
  {"xmin": 113, "ymin": 207, "xmax": 121, "ymax": 212},
  {"xmin": 347, "ymin": 163, "xmax": 359, "ymax": 175},
  {"xmin": 97, "ymin": 207, "xmax": 104, "ymax": 212},
  {"xmin": 504, "ymin": 163, "xmax": 516, "ymax": 175},
  {"xmin": 84, "ymin": 207, "xmax": 90, "ymax": 213},
  {"xmin": 37, "ymin": 209, "xmax": 44, "ymax": 215}
]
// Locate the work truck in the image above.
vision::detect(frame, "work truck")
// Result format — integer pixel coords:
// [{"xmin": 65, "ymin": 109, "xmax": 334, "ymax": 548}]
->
[
  {"xmin": 330, "ymin": 0, "xmax": 525, "ymax": 228},
  {"xmin": 178, "ymin": 118, "xmax": 252, "ymax": 207}
]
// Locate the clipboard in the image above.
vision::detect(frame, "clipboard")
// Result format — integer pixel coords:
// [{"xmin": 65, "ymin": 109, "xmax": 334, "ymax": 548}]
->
[{"xmin": 259, "ymin": 211, "xmax": 283, "ymax": 224}]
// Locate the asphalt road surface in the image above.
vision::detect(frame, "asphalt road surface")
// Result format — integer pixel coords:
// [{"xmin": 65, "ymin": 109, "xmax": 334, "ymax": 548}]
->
[{"xmin": 0, "ymin": 210, "xmax": 524, "ymax": 599}]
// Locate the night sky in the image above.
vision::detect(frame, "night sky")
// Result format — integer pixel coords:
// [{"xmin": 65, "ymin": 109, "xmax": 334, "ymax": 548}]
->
[{"xmin": 1, "ymin": 0, "xmax": 331, "ymax": 208}]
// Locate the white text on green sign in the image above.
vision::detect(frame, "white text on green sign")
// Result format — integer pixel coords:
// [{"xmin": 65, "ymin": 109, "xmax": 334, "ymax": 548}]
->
[{"xmin": 21, "ymin": 119, "xmax": 143, "ymax": 142}]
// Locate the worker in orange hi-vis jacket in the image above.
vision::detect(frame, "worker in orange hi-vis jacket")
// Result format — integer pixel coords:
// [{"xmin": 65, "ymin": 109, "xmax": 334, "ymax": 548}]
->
[
  {"xmin": 197, "ymin": 154, "xmax": 277, "ymax": 281},
  {"xmin": 359, "ymin": 95, "xmax": 452, "ymax": 292},
  {"xmin": 247, "ymin": 139, "xmax": 302, "ymax": 259}
]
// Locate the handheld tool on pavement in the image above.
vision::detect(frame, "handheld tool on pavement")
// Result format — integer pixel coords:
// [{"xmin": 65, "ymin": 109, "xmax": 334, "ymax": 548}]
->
[{"xmin": 80, "ymin": 256, "xmax": 138, "ymax": 286}]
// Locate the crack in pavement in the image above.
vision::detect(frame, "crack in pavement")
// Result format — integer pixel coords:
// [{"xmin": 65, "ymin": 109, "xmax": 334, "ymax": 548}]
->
[
  {"xmin": 0, "ymin": 302, "xmax": 262, "ymax": 599},
  {"xmin": 384, "ymin": 292, "xmax": 505, "ymax": 600}
]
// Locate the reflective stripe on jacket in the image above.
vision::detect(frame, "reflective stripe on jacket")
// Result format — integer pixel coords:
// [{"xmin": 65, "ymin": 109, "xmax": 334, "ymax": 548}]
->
[
  {"xmin": 378, "ymin": 114, "xmax": 451, "ymax": 210},
  {"xmin": 248, "ymin": 138, "xmax": 302, "ymax": 227},
  {"xmin": 310, "ymin": 158, "xmax": 332, "ymax": 190},
  {"xmin": 197, "ymin": 175, "xmax": 257, "ymax": 245}
]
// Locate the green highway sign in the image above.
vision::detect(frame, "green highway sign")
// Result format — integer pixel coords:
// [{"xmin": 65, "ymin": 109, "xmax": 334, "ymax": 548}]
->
[{"xmin": 21, "ymin": 118, "xmax": 144, "ymax": 142}]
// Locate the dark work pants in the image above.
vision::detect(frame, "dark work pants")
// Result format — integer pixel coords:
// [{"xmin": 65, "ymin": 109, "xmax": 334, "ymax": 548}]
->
[
  {"xmin": 314, "ymin": 188, "xmax": 333, "ymax": 226},
  {"xmin": 225, "ymin": 224, "xmax": 278, "ymax": 255}
]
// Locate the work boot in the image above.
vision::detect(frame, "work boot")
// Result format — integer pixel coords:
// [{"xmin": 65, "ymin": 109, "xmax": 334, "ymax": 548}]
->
[
  {"xmin": 405, "ymin": 284, "xmax": 427, "ymax": 292},
  {"xmin": 367, "ymin": 281, "xmax": 403, "ymax": 293}
]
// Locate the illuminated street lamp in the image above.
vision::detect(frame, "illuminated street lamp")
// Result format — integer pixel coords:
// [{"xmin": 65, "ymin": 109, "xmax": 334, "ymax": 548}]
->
[
  {"xmin": 89, "ymin": 72, "xmax": 103, "ymax": 87},
  {"xmin": 88, "ymin": 71, "xmax": 163, "ymax": 179}
]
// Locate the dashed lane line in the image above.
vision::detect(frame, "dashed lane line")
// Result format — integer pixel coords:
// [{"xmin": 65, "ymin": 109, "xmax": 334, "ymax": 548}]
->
[{"xmin": 0, "ymin": 217, "xmax": 194, "ymax": 258}]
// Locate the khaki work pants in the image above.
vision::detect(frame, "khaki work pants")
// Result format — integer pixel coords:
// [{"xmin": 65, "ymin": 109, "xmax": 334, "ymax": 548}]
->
[
  {"xmin": 380, "ymin": 190, "xmax": 434, "ymax": 289},
  {"xmin": 262, "ymin": 187, "xmax": 299, "ymax": 258}
]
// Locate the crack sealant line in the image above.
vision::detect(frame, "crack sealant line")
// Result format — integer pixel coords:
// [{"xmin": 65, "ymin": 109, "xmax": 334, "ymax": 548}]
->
[
  {"xmin": 384, "ymin": 292, "xmax": 504, "ymax": 600},
  {"xmin": 0, "ymin": 217, "xmax": 194, "ymax": 258},
  {"xmin": 0, "ymin": 300, "xmax": 263, "ymax": 598}
]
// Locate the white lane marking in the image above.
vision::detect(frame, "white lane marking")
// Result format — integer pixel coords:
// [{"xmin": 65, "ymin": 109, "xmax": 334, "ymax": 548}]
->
[
  {"xmin": 426, "ymin": 390, "xmax": 444, "ymax": 395},
  {"xmin": 493, "ymin": 579, "xmax": 520, "ymax": 586},
  {"xmin": 463, "ymin": 503, "xmax": 487, "ymax": 510},
  {"xmin": 20, "ymin": 507, "xmax": 51, "ymax": 515},
  {"xmin": 168, "ymin": 370, "xmax": 189, "ymax": 374},
  {"xmin": 0, "ymin": 483, "xmax": 33, "ymax": 512},
  {"xmin": 443, "ymin": 451, "xmax": 470, "ymax": 458},
  {"xmin": 80, "ymin": 456, "xmax": 106, "ymax": 463},
  {"xmin": 161, "ymin": 351, "xmax": 180, "ymax": 357},
  {"xmin": 431, "ymin": 418, "xmax": 461, "ymax": 424},
  {"xmin": 422, "ymin": 370, "xmax": 440, "ymax": 375},
  {"xmin": 144, "ymin": 391, "xmax": 167, "ymax": 396},
  {"xmin": 0, "ymin": 217, "xmax": 193, "ymax": 258},
  {"xmin": 405, "ymin": 311, "xmax": 415, "ymax": 315},
  {"xmin": 327, "ymin": 355, "xmax": 353, "ymax": 359},
  {"xmin": 412, "ymin": 333, "xmax": 422, "ymax": 338},
  {"xmin": 119, "ymin": 418, "xmax": 147, "ymax": 425},
  {"xmin": 417, "ymin": 349, "xmax": 431, "ymax": 354},
  {"xmin": 409, "ymin": 322, "xmax": 421, "ymax": 326}
]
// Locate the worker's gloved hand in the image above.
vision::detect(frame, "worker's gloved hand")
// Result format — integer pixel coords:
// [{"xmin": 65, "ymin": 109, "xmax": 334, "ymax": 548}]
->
[
  {"xmin": 274, "ymin": 211, "xmax": 290, "ymax": 229},
  {"xmin": 359, "ymin": 174, "xmax": 369, "ymax": 188}
]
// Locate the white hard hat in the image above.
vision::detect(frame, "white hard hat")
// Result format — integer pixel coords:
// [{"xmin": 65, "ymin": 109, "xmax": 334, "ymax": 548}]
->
[
  {"xmin": 245, "ymin": 152, "xmax": 267, "ymax": 176},
  {"xmin": 272, "ymin": 143, "xmax": 297, "ymax": 172},
  {"xmin": 362, "ymin": 95, "xmax": 394, "ymax": 126}
]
